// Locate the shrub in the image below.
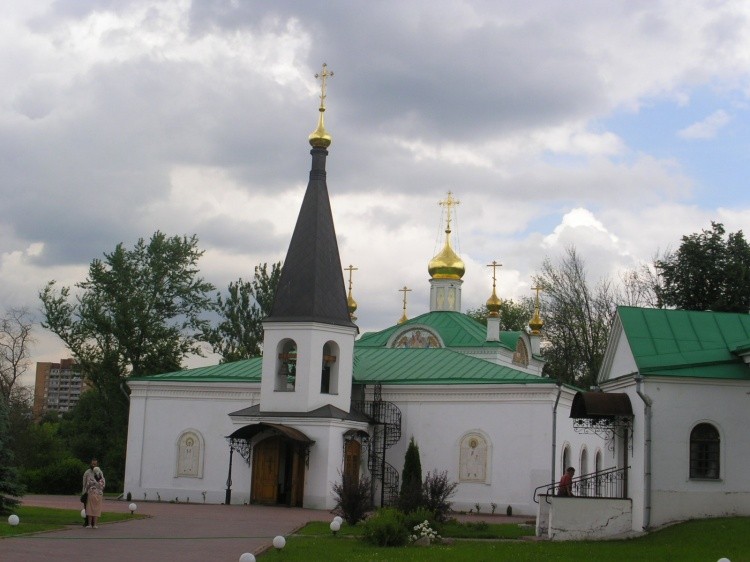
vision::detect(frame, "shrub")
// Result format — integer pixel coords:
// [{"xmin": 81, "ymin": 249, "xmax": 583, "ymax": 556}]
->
[
  {"xmin": 21, "ymin": 457, "xmax": 87, "ymax": 494},
  {"xmin": 362, "ymin": 508, "xmax": 408, "ymax": 547},
  {"xmin": 399, "ymin": 437, "xmax": 424, "ymax": 513},
  {"xmin": 331, "ymin": 473, "xmax": 372, "ymax": 525},
  {"xmin": 422, "ymin": 469, "xmax": 458, "ymax": 522},
  {"xmin": 403, "ymin": 507, "xmax": 440, "ymax": 535}
]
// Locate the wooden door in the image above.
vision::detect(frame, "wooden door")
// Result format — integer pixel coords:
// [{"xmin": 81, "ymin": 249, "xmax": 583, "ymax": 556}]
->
[
  {"xmin": 252, "ymin": 437, "xmax": 280, "ymax": 504},
  {"xmin": 344, "ymin": 440, "xmax": 361, "ymax": 486},
  {"xmin": 290, "ymin": 447, "xmax": 305, "ymax": 507}
]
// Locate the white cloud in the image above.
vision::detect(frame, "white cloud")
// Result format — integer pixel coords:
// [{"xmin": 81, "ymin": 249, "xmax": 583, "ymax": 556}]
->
[{"xmin": 678, "ymin": 110, "xmax": 731, "ymax": 139}]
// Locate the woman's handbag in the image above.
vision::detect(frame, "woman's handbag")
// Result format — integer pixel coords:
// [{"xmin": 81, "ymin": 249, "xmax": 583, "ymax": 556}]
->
[{"xmin": 80, "ymin": 492, "xmax": 88, "ymax": 504}]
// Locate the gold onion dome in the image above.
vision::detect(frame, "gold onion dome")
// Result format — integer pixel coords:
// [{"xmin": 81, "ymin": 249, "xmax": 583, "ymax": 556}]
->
[
  {"xmin": 428, "ymin": 229, "xmax": 465, "ymax": 280},
  {"xmin": 486, "ymin": 288, "xmax": 501, "ymax": 318},
  {"xmin": 529, "ymin": 309, "xmax": 544, "ymax": 334}
]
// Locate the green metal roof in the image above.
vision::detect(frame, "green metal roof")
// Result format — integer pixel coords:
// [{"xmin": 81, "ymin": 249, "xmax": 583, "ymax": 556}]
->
[
  {"xmin": 352, "ymin": 347, "xmax": 547, "ymax": 385},
  {"xmin": 618, "ymin": 306, "xmax": 750, "ymax": 380},
  {"xmin": 356, "ymin": 310, "xmax": 520, "ymax": 350},
  {"xmin": 127, "ymin": 345, "xmax": 549, "ymax": 387},
  {"xmin": 128, "ymin": 358, "xmax": 263, "ymax": 383}
]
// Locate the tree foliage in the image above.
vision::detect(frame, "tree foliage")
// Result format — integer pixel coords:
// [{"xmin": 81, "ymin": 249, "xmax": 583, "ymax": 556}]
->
[
  {"xmin": 38, "ymin": 231, "xmax": 215, "ymax": 489},
  {"xmin": 204, "ymin": 262, "xmax": 282, "ymax": 362},
  {"xmin": 399, "ymin": 437, "xmax": 424, "ymax": 513},
  {"xmin": 535, "ymin": 246, "xmax": 619, "ymax": 388},
  {"xmin": 465, "ymin": 298, "xmax": 534, "ymax": 331},
  {"xmin": 0, "ymin": 393, "xmax": 25, "ymax": 512},
  {"xmin": 655, "ymin": 222, "xmax": 750, "ymax": 312},
  {"xmin": 0, "ymin": 307, "xmax": 34, "ymax": 401},
  {"xmin": 40, "ymin": 231, "xmax": 215, "ymax": 381}
]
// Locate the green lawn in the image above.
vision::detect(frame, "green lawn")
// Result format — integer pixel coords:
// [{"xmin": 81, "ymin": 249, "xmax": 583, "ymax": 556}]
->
[
  {"xmin": 267, "ymin": 517, "xmax": 750, "ymax": 561},
  {"xmin": 0, "ymin": 506, "xmax": 142, "ymax": 538}
]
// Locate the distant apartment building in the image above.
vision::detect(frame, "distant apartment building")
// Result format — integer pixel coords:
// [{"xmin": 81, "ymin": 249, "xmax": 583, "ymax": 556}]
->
[{"xmin": 33, "ymin": 359, "xmax": 89, "ymax": 419}]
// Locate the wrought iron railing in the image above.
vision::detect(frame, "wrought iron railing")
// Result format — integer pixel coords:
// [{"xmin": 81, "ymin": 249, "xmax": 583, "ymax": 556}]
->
[
  {"xmin": 533, "ymin": 466, "xmax": 629, "ymax": 503},
  {"xmin": 352, "ymin": 388, "xmax": 402, "ymax": 507}
]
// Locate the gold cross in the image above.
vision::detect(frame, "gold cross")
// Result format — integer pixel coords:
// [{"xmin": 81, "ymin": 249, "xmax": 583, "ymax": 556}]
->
[
  {"xmin": 438, "ymin": 191, "xmax": 460, "ymax": 230},
  {"xmin": 531, "ymin": 285, "xmax": 543, "ymax": 306},
  {"xmin": 314, "ymin": 63, "xmax": 334, "ymax": 110},
  {"xmin": 345, "ymin": 264, "xmax": 358, "ymax": 291},
  {"xmin": 399, "ymin": 286, "xmax": 412, "ymax": 312},
  {"xmin": 487, "ymin": 260, "xmax": 502, "ymax": 288}
]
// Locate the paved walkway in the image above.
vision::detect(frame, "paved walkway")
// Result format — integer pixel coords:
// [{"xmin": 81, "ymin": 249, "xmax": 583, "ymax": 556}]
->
[
  {"xmin": 1, "ymin": 495, "xmax": 332, "ymax": 562},
  {"xmin": 1, "ymin": 495, "xmax": 532, "ymax": 561}
]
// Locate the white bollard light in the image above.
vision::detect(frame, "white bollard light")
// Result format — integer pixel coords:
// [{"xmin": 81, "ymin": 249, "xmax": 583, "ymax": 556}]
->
[
  {"xmin": 8, "ymin": 514, "xmax": 19, "ymax": 526},
  {"xmin": 333, "ymin": 515, "xmax": 343, "ymax": 525},
  {"xmin": 239, "ymin": 553, "xmax": 256, "ymax": 562},
  {"xmin": 330, "ymin": 520, "xmax": 341, "ymax": 535},
  {"xmin": 272, "ymin": 535, "xmax": 286, "ymax": 549},
  {"xmin": 128, "ymin": 503, "xmax": 138, "ymax": 514},
  {"xmin": 717, "ymin": 558, "xmax": 731, "ymax": 562}
]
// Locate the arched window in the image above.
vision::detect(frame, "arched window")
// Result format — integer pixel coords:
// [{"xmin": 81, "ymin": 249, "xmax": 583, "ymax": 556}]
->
[
  {"xmin": 176, "ymin": 430, "xmax": 204, "ymax": 478},
  {"xmin": 579, "ymin": 447, "xmax": 589, "ymax": 496},
  {"xmin": 321, "ymin": 341, "xmax": 339, "ymax": 395},
  {"xmin": 275, "ymin": 339, "xmax": 297, "ymax": 392},
  {"xmin": 459, "ymin": 432, "xmax": 490, "ymax": 483},
  {"xmin": 562, "ymin": 444, "xmax": 571, "ymax": 476},
  {"xmin": 690, "ymin": 423, "xmax": 720, "ymax": 479},
  {"xmin": 594, "ymin": 450, "xmax": 603, "ymax": 495}
]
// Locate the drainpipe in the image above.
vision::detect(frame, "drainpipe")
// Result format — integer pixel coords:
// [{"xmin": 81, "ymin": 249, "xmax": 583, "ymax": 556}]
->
[
  {"xmin": 551, "ymin": 379, "xmax": 563, "ymax": 487},
  {"xmin": 634, "ymin": 373, "xmax": 652, "ymax": 530}
]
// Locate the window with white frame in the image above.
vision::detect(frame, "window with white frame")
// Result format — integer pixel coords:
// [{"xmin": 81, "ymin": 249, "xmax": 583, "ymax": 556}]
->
[{"xmin": 689, "ymin": 423, "xmax": 720, "ymax": 479}]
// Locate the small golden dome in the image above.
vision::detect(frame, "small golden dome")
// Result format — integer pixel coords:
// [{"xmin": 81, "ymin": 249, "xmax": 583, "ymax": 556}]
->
[
  {"xmin": 428, "ymin": 229, "xmax": 465, "ymax": 280},
  {"xmin": 347, "ymin": 291, "xmax": 358, "ymax": 321},
  {"xmin": 486, "ymin": 288, "xmax": 501, "ymax": 318},
  {"xmin": 529, "ymin": 310, "xmax": 544, "ymax": 334},
  {"xmin": 309, "ymin": 108, "xmax": 332, "ymax": 148}
]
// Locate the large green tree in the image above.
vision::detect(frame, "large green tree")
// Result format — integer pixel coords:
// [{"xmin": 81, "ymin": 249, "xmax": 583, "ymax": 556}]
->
[
  {"xmin": 656, "ymin": 222, "xmax": 750, "ymax": 312},
  {"xmin": 39, "ymin": 231, "xmax": 215, "ymax": 487},
  {"xmin": 40, "ymin": 231, "xmax": 215, "ymax": 381},
  {"xmin": 535, "ymin": 247, "xmax": 619, "ymax": 388},
  {"xmin": 204, "ymin": 262, "xmax": 282, "ymax": 363}
]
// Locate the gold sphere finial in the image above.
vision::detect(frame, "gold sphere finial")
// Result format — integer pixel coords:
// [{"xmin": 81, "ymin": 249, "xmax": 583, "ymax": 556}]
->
[
  {"xmin": 529, "ymin": 285, "xmax": 544, "ymax": 334},
  {"xmin": 345, "ymin": 265, "xmax": 358, "ymax": 321},
  {"xmin": 486, "ymin": 261, "xmax": 502, "ymax": 317},
  {"xmin": 428, "ymin": 191, "xmax": 465, "ymax": 280},
  {"xmin": 309, "ymin": 63, "xmax": 334, "ymax": 148}
]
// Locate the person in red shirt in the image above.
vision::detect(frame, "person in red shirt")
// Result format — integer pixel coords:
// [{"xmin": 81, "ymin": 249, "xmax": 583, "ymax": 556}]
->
[{"xmin": 558, "ymin": 466, "xmax": 575, "ymax": 496}]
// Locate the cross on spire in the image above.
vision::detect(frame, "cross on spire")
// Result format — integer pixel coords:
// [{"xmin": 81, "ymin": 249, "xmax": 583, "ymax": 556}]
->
[
  {"xmin": 487, "ymin": 260, "xmax": 502, "ymax": 288},
  {"xmin": 345, "ymin": 264, "xmax": 358, "ymax": 291},
  {"xmin": 314, "ymin": 63, "xmax": 334, "ymax": 110},
  {"xmin": 398, "ymin": 286, "xmax": 412, "ymax": 324},
  {"xmin": 438, "ymin": 191, "xmax": 460, "ymax": 231}
]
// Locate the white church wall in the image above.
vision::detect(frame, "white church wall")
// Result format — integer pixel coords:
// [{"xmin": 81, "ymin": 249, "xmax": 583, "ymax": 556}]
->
[
  {"xmin": 291, "ymin": 419, "xmax": 368, "ymax": 510},
  {"xmin": 124, "ymin": 381, "xmax": 260, "ymax": 505},
  {"xmin": 645, "ymin": 377, "xmax": 750, "ymax": 527},
  {"xmin": 380, "ymin": 384, "xmax": 575, "ymax": 517}
]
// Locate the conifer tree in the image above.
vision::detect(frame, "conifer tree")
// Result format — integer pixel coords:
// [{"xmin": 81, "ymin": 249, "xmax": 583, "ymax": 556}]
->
[
  {"xmin": 0, "ymin": 393, "xmax": 24, "ymax": 513},
  {"xmin": 399, "ymin": 436, "xmax": 423, "ymax": 513}
]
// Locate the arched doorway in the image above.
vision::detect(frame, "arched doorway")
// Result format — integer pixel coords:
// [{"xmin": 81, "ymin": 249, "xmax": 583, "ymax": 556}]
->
[
  {"xmin": 228, "ymin": 423, "xmax": 313, "ymax": 507},
  {"xmin": 251, "ymin": 436, "xmax": 305, "ymax": 506},
  {"xmin": 343, "ymin": 439, "xmax": 361, "ymax": 486}
]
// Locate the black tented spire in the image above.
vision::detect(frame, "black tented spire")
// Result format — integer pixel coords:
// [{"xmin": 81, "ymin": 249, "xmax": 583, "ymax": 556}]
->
[{"xmin": 266, "ymin": 146, "xmax": 356, "ymax": 328}]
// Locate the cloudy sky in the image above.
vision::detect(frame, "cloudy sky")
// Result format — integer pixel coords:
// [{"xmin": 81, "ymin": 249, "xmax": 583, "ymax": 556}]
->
[{"xmin": 4, "ymin": 0, "xmax": 750, "ymax": 384}]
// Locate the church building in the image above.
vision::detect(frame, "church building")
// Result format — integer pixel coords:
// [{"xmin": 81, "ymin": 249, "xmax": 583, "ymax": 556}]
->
[{"xmin": 123, "ymin": 67, "xmax": 583, "ymax": 515}]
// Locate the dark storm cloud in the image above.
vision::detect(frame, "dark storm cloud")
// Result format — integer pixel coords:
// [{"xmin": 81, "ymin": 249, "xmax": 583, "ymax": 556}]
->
[{"xmin": 187, "ymin": 1, "xmax": 607, "ymax": 142}]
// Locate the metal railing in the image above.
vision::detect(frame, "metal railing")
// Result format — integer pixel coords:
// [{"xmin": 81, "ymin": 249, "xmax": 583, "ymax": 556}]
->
[{"xmin": 533, "ymin": 466, "xmax": 629, "ymax": 503}]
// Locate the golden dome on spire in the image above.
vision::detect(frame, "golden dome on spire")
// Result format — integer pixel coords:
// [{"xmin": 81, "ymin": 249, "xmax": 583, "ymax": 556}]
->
[
  {"xmin": 345, "ymin": 265, "xmax": 358, "ymax": 321},
  {"xmin": 529, "ymin": 285, "xmax": 544, "ymax": 334},
  {"xmin": 486, "ymin": 260, "xmax": 502, "ymax": 317},
  {"xmin": 428, "ymin": 192, "xmax": 465, "ymax": 280},
  {"xmin": 309, "ymin": 63, "xmax": 333, "ymax": 148}
]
